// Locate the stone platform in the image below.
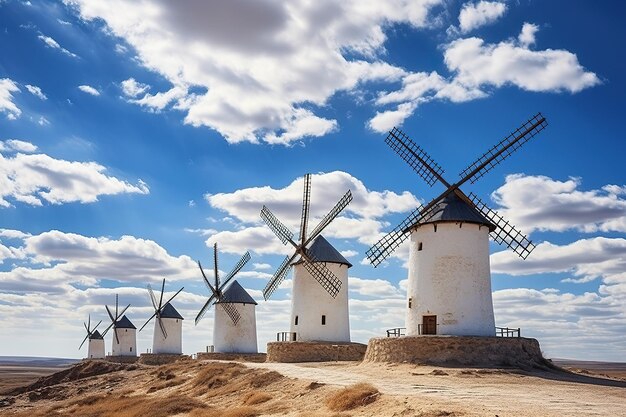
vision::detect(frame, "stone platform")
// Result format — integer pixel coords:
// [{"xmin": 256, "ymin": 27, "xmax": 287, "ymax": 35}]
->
[
  {"xmin": 364, "ymin": 336, "xmax": 550, "ymax": 369},
  {"xmin": 138, "ymin": 353, "xmax": 190, "ymax": 365},
  {"xmin": 266, "ymin": 341, "xmax": 367, "ymax": 363},
  {"xmin": 104, "ymin": 355, "xmax": 139, "ymax": 364},
  {"xmin": 196, "ymin": 352, "xmax": 267, "ymax": 362}
]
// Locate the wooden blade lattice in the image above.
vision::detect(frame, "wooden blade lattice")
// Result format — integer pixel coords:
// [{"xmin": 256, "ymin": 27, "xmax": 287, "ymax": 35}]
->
[
  {"xmin": 306, "ymin": 190, "xmax": 353, "ymax": 245},
  {"xmin": 263, "ymin": 254, "xmax": 296, "ymax": 300},
  {"xmin": 386, "ymin": 127, "xmax": 445, "ymax": 187},
  {"xmin": 468, "ymin": 192, "xmax": 535, "ymax": 259},
  {"xmin": 299, "ymin": 174, "xmax": 311, "ymax": 244},
  {"xmin": 260, "ymin": 205, "xmax": 295, "ymax": 245},
  {"xmin": 301, "ymin": 254, "xmax": 342, "ymax": 298},
  {"xmin": 220, "ymin": 302, "xmax": 241, "ymax": 325}
]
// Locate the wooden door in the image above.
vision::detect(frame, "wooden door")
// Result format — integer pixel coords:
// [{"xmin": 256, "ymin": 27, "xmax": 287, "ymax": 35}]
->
[{"xmin": 422, "ymin": 315, "xmax": 437, "ymax": 335}]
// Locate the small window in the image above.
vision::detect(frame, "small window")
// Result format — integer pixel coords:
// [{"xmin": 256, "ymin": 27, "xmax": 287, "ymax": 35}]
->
[
  {"xmin": 295, "ymin": 315, "xmax": 299, "ymax": 326},
  {"xmin": 125, "ymin": 329, "xmax": 127, "ymax": 332},
  {"xmin": 418, "ymin": 242, "xmax": 423, "ymax": 251},
  {"xmin": 130, "ymin": 346, "xmax": 133, "ymax": 352},
  {"xmin": 434, "ymin": 224, "xmax": 437, "ymax": 232},
  {"xmin": 321, "ymin": 315, "xmax": 326, "ymax": 325},
  {"xmin": 408, "ymin": 297, "xmax": 412, "ymax": 308}
]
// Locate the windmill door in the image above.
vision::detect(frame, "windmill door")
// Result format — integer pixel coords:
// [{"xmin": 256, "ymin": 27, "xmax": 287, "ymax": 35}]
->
[{"xmin": 422, "ymin": 315, "xmax": 437, "ymax": 335}]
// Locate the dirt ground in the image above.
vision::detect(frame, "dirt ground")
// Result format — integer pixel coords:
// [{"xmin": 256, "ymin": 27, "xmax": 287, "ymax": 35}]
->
[
  {"xmin": 0, "ymin": 358, "xmax": 624, "ymax": 416},
  {"xmin": 0, "ymin": 366, "xmax": 69, "ymax": 395}
]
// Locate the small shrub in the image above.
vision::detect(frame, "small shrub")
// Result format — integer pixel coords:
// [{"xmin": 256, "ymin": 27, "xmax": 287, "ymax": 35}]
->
[
  {"xmin": 325, "ymin": 383, "xmax": 379, "ymax": 411},
  {"xmin": 243, "ymin": 391, "xmax": 272, "ymax": 405}
]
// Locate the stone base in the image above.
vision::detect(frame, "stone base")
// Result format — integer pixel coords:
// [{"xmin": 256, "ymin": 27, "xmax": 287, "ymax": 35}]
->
[
  {"xmin": 196, "ymin": 352, "xmax": 267, "ymax": 363},
  {"xmin": 104, "ymin": 355, "xmax": 139, "ymax": 364},
  {"xmin": 138, "ymin": 353, "xmax": 190, "ymax": 366},
  {"xmin": 267, "ymin": 341, "xmax": 367, "ymax": 363},
  {"xmin": 364, "ymin": 336, "xmax": 551, "ymax": 370}
]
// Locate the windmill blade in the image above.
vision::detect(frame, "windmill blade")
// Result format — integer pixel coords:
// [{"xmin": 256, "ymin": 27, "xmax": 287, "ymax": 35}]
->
[
  {"xmin": 220, "ymin": 251, "xmax": 251, "ymax": 290},
  {"xmin": 160, "ymin": 287, "xmax": 184, "ymax": 310},
  {"xmin": 468, "ymin": 193, "xmax": 536, "ymax": 259},
  {"xmin": 459, "ymin": 113, "xmax": 547, "ymax": 185},
  {"xmin": 105, "ymin": 305, "xmax": 115, "ymax": 323},
  {"xmin": 117, "ymin": 304, "xmax": 130, "ymax": 320},
  {"xmin": 198, "ymin": 261, "xmax": 217, "ymax": 295},
  {"xmin": 139, "ymin": 311, "xmax": 157, "ymax": 332},
  {"xmin": 101, "ymin": 321, "xmax": 114, "ymax": 337},
  {"xmin": 92, "ymin": 320, "xmax": 102, "ymax": 332},
  {"xmin": 299, "ymin": 173, "xmax": 312, "ymax": 244},
  {"xmin": 158, "ymin": 278, "xmax": 166, "ymax": 310},
  {"xmin": 194, "ymin": 294, "xmax": 217, "ymax": 325},
  {"xmin": 84, "ymin": 321, "xmax": 90, "ymax": 333},
  {"xmin": 220, "ymin": 302, "xmax": 241, "ymax": 325},
  {"xmin": 114, "ymin": 327, "xmax": 120, "ymax": 345},
  {"xmin": 366, "ymin": 206, "xmax": 424, "ymax": 267},
  {"xmin": 263, "ymin": 253, "xmax": 298, "ymax": 300},
  {"xmin": 147, "ymin": 283, "xmax": 159, "ymax": 310},
  {"xmin": 115, "ymin": 294, "xmax": 119, "ymax": 317},
  {"xmin": 386, "ymin": 127, "xmax": 447, "ymax": 187},
  {"xmin": 79, "ymin": 333, "xmax": 90, "ymax": 350},
  {"xmin": 260, "ymin": 205, "xmax": 295, "ymax": 246},
  {"xmin": 157, "ymin": 316, "xmax": 168, "ymax": 339},
  {"xmin": 300, "ymin": 255, "xmax": 342, "ymax": 298},
  {"xmin": 305, "ymin": 190, "xmax": 353, "ymax": 246},
  {"xmin": 87, "ymin": 314, "xmax": 91, "ymax": 331},
  {"xmin": 213, "ymin": 242, "xmax": 220, "ymax": 290}
]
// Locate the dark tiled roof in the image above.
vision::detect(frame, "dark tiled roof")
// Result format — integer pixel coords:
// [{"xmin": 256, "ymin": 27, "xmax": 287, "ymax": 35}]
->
[
  {"xmin": 90, "ymin": 330, "xmax": 104, "ymax": 340},
  {"xmin": 160, "ymin": 302, "xmax": 184, "ymax": 319},
  {"xmin": 114, "ymin": 315, "xmax": 136, "ymax": 329},
  {"xmin": 218, "ymin": 280, "xmax": 257, "ymax": 305},
  {"xmin": 302, "ymin": 235, "xmax": 352, "ymax": 267},
  {"xmin": 407, "ymin": 193, "xmax": 495, "ymax": 231}
]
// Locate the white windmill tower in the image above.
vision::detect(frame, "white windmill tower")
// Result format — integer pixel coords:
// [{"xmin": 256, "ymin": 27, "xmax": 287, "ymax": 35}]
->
[
  {"xmin": 367, "ymin": 113, "xmax": 548, "ymax": 337},
  {"xmin": 140, "ymin": 279, "xmax": 184, "ymax": 354},
  {"xmin": 102, "ymin": 295, "xmax": 137, "ymax": 356},
  {"xmin": 196, "ymin": 243, "xmax": 257, "ymax": 353},
  {"xmin": 261, "ymin": 173, "xmax": 353, "ymax": 342},
  {"xmin": 79, "ymin": 314, "xmax": 105, "ymax": 359}
]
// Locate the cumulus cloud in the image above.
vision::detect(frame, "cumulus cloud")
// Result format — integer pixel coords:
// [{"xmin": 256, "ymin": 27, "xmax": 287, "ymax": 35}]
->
[
  {"xmin": 37, "ymin": 34, "xmax": 78, "ymax": 58},
  {"xmin": 458, "ymin": 1, "xmax": 507, "ymax": 33},
  {"xmin": 78, "ymin": 85, "xmax": 100, "ymax": 96},
  {"xmin": 120, "ymin": 78, "xmax": 149, "ymax": 98},
  {"xmin": 25, "ymin": 84, "xmax": 47, "ymax": 100},
  {"xmin": 0, "ymin": 78, "xmax": 21, "ymax": 120},
  {"xmin": 0, "ymin": 140, "xmax": 149, "ymax": 207},
  {"xmin": 368, "ymin": 24, "xmax": 598, "ymax": 132},
  {"xmin": 65, "ymin": 0, "xmax": 442, "ymax": 145},
  {"xmin": 491, "ymin": 174, "xmax": 626, "ymax": 233}
]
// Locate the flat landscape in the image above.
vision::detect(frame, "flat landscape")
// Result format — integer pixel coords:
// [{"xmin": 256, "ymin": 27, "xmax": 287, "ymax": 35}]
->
[{"xmin": 1, "ymin": 358, "xmax": 625, "ymax": 416}]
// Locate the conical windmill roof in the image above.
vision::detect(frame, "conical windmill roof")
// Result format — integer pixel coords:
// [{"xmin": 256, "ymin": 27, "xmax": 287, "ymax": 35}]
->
[
  {"xmin": 298, "ymin": 235, "xmax": 352, "ymax": 267},
  {"xmin": 408, "ymin": 193, "xmax": 495, "ymax": 232},
  {"xmin": 218, "ymin": 280, "xmax": 257, "ymax": 305},
  {"xmin": 90, "ymin": 330, "xmax": 104, "ymax": 340},
  {"xmin": 160, "ymin": 302, "xmax": 184, "ymax": 319},
  {"xmin": 114, "ymin": 315, "xmax": 136, "ymax": 329}
]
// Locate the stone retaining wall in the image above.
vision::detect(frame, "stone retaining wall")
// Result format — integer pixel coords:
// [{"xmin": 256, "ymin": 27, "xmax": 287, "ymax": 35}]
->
[
  {"xmin": 138, "ymin": 353, "xmax": 190, "ymax": 365},
  {"xmin": 196, "ymin": 352, "xmax": 267, "ymax": 363},
  {"xmin": 266, "ymin": 341, "xmax": 367, "ymax": 363},
  {"xmin": 364, "ymin": 336, "xmax": 550, "ymax": 369},
  {"xmin": 104, "ymin": 355, "xmax": 139, "ymax": 364}
]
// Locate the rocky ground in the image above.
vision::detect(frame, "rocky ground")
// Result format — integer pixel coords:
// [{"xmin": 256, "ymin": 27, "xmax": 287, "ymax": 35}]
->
[{"xmin": 0, "ymin": 358, "xmax": 625, "ymax": 416}]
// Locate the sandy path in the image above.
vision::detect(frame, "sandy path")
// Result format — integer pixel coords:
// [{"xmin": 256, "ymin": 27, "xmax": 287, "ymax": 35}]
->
[{"xmin": 245, "ymin": 361, "xmax": 626, "ymax": 417}]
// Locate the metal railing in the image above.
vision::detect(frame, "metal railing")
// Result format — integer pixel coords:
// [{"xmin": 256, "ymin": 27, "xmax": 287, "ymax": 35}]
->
[
  {"xmin": 386, "ymin": 327, "xmax": 406, "ymax": 337},
  {"xmin": 496, "ymin": 327, "xmax": 520, "ymax": 337},
  {"xmin": 206, "ymin": 345, "xmax": 215, "ymax": 353},
  {"xmin": 276, "ymin": 331, "xmax": 297, "ymax": 342}
]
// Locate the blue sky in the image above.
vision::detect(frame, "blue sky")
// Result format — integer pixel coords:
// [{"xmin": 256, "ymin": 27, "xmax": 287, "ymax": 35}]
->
[{"xmin": 1, "ymin": 0, "xmax": 625, "ymax": 361}]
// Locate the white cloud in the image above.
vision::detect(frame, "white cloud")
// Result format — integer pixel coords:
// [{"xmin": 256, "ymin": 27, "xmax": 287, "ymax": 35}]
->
[
  {"xmin": 120, "ymin": 78, "xmax": 149, "ymax": 98},
  {"xmin": 349, "ymin": 276, "xmax": 400, "ymax": 297},
  {"xmin": 253, "ymin": 262, "xmax": 272, "ymax": 270},
  {"xmin": 491, "ymin": 174, "xmax": 626, "ymax": 234},
  {"xmin": 0, "ymin": 78, "xmax": 21, "ymax": 120},
  {"xmin": 78, "ymin": 85, "xmax": 100, "ymax": 96},
  {"xmin": 37, "ymin": 116, "xmax": 50, "ymax": 126},
  {"xmin": 444, "ymin": 26, "xmax": 600, "ymax": 93},
  {"xmin": 458, "ymin": 1, "xmax": 507, "ymax": 33},
  {"xmin": 0, "ymin": 139, "xmax": 38, "ymax": 153},
  {"xmin": 340, "ymin": 250, "xmax": 358, "ymax": 258},
  {"xmin": 37, "ymin": 34, "xmax": 78, "ymax": 58},
  {"xmin": 25, "ymin": 84, "xmax": 47, "ymax": 100},
  {"xmin": 518, "ymin": 22, "xmax": 539, "ymax": 47},
  {"xmin": 57, "ymin": 19, "xmax": 72, "ymax": 26},
  {"xmin": 65, "ymin": 0, "xmax": 443, "ymax": 145},
  {"xmin": 0, "ymin": 141, "xmax": 149, "ymax": 207}
]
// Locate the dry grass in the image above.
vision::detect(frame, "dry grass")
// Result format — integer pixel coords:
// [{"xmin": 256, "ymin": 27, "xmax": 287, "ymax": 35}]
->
[
  {"xmin": 325, "ymin": 382, "xmax": 380, "ymax": 411},
  {"xmin": 242, "ymin": 390, "xmax": 272, "ymax": 405},
  {"xmin": 190, "ymin": 406, "xmax": 259, "ymax": 417}
]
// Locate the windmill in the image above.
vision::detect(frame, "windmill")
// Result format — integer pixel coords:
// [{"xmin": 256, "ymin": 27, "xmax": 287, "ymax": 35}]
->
[
  {"xmin": 261, "ymin": 173, "xmax": 354, "ymax": 342},
  {"xmin": 79, "ymin": 314, "xmax": 105, "ymax": 359},
  {"xmin": 196, "ymin": 243, "xmax": 257, "ymax": 353},
  {"xmin": 139, "ymin": 279, "xmax": 184, "ymax": 354},
  {"xmin": 102, "ymin": 294, "xmax": 137, "ymax": 356},
  {"xmin": 367, "ymin": 113, "xmax": 547, "ymax": 336}
]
